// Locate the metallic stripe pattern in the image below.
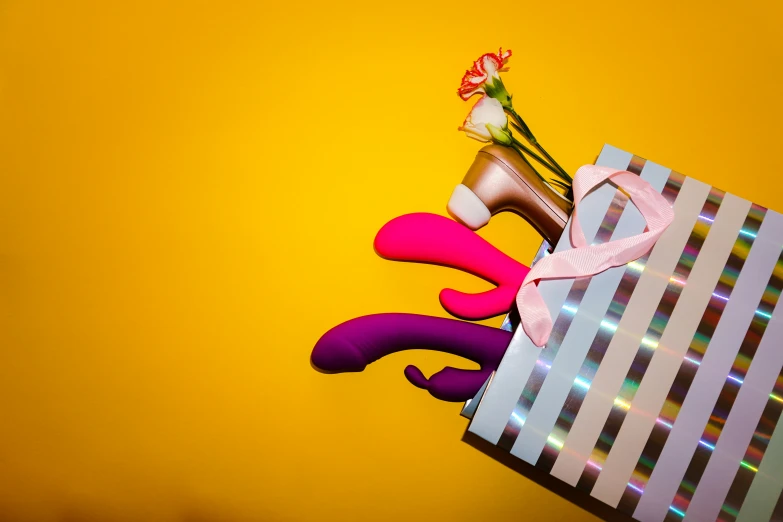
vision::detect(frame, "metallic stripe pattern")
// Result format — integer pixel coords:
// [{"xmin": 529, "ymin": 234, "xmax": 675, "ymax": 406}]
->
[
  {"xmin": 665, "ymin": 252, "xmax": 783, "ymax": 520},
  {"xmin": 629, "ymin": 208, "xmax": 783, "ymax": 521},
  {"xmin": 496, "ymin": 158, "xmax": 642, "ymax": 450},
  {"xmin": 617, "ymin": 204, "xmax": 766, "ymax": 515},
  {"xmin": 467, "ymin": 147, "xmax": 633, "ymax": 445},
  {"xmin": 466, "ymin": 145, "xmax": 783, "ymax": 522},
  {"xmin": 535, "ymin": 172, "xmax": 685, "ymax": 473},
  {"xmin": 549, "ymin": 176, "xmax": 712, "ymax": 487},
  {"xmin": 592, "ymin": 194, "xmax": 755, "ymax": 509},
  {"xmin": 576, "ymin": 186, "xmax": 726, "ymax": 492},
  {"xmin": 685, "ymin": 268, "xmax": 783, "ymax": 521},
  {"xmin": 737, "ymin": 424, "xmax": 783, "ymax": 522},
  {"xmin": 511, "ymin": 162, "xmax": 675, "ymax": 466},
  {"xmin": 736, "ymin": 417, "xmax": 783, "ymax": 522},
  {"xmin": 719, "ymin": 370, "xmax": 783, "ymax": 521}
]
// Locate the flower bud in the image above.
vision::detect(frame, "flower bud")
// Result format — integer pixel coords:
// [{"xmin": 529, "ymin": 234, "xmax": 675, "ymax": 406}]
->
[
  {"xmin": 483, "ymin": 76, "xmax": 514, "ymax": 110},
  {"xmin": 486, "ymin": 123, "xmax": 513, "ymax": 146},
  {"xmin": 458, "ymin": 96, "xmax": 510, "ymax": 143}
]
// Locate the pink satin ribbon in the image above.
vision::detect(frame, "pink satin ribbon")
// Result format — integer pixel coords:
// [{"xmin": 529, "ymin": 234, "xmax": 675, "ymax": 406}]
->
[{"xmin": 516, "ymin": 165, "xmax": 676, "ymax": 347}]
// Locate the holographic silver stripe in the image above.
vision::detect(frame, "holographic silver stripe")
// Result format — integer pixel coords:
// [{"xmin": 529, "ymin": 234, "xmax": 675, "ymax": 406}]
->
[
  {"xmin": 509, "ymin": 161, "xmax": 676, "ymax": 466},
  {"xmin": 550, "ymin": 176, "xmax": 713, "ymax": 487},
  {"xmin": 468, "ymin": 145, "xmax": 634, "ymax": 445},
  {"xmin": 616, "ymin": 204, "xmax": 766, "ymax": 516},
  {"xmin": 496, "ymin": 174, "xmax": 635, "ymax": 451},
  {"xmin": 667, "ymin": 251, "xmax": 783, "ymax": 521},
  {"xmin": 535, "ymin": 172, "xmax": 685, "ymax": 474},
  {"xmin": 576, "ymin": 185, "xmax": 726, "ymax": 493},
  {"xmin": 592, "ymin": 193, "xmax": 754, "ymax": 508},
  {"xmin": 630, "ymin": 208, "xmax": 783, "ymax": 521},
  {"xmin": 736, "ymin": 410, "xmax": 783, "ymax": 521},
  {"xmin": 719, "ymin": 371, "xmax": 783, "ymax": 521}
]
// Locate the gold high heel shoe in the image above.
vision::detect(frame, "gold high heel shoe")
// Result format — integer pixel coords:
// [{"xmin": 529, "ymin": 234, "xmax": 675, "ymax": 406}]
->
[{"xmin": 447, "ymin": 144, "xmax": 572, "ymax": 247}]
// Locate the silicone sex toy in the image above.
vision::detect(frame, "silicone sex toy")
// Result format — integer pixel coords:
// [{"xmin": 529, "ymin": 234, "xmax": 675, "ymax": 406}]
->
[
  {"xmin": 374, "ymin": 212, "xmax": 530, "ymax": 320},
  {"xmin": 447, "ymin": 143, "xmax": 572, "ymax": 247},
  {"xmin": 311, "ymin": 313, "xmax": 510, "ymax": 402},
  {"xmin": 311, "ymin": 212, "xmax": 533, "ymax": 401}
]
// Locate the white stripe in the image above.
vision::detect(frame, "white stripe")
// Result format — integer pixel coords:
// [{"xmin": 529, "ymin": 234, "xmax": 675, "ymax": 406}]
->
[
  {"xmin": 468, "ymin": 144, "xmax": 632, "ymax": 444},
  {"xmin": 592, "ymin": 194, "xmax": 753, "ymax": 511},
  {"xmin": 737, "ymin": 414, "xmax": 783, "ymax": 521},
  {"xmin": 631, "ymin": 209, "xmax": 783, "ymax": 521},
  {"xmin": 686, "ymin": 279, "xmax": 783, "ymax": 521},
  {"xmin": 549, "ymin": 176, "xmax": 711, "ymax": 486},
  {"xmin": 509, "ymin": 161, "xmax": 672, "ymax": 464}
]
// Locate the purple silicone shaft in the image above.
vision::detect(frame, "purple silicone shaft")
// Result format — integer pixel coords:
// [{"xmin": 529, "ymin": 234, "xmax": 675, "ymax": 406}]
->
[{"xmin": 311, "ymin": 313, "xmax": 510, "ymax": 402}]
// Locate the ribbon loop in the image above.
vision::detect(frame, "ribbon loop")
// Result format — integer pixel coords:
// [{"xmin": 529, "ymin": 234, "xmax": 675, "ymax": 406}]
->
[{"xmin": 516, "ymin": 165, "xmax": 675, "ymax": 347}]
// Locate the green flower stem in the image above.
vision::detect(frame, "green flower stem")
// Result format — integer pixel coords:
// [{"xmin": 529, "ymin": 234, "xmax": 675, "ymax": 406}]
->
[
  {"xmin": 510, "ymin": 110, "xmax": 533, "ymax": 138},
  {"xmin": 510, "ymin": 136, "xmax": 563, "ymax": 178},
  {"xmin": 536, "ymin": 143, "xmax": 571, "ymax": 182},
  {"xmin": 509, "ymin": 143, "xmax": 548, "ymax": 185},
  {"xmin": 509, "ymin": 108, "xmax": 572, "ymax": 183}
]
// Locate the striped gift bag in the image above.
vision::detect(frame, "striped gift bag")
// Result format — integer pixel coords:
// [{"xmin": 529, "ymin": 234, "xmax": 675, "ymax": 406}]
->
[{"xmin": 467, "ymin": 144, "xmax": 783, "ymax": 522}]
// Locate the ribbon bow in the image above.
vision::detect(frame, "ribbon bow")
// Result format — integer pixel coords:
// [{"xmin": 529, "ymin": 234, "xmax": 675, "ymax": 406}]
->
[{"xmin": 516, "ymin": 165, "xmax": 676, "ymax": 347}]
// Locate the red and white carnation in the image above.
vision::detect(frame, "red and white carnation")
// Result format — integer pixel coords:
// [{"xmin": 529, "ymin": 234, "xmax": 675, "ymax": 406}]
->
[{"xmin": 457, "ymin": 48, "xmax": 512, "ymax": 101}]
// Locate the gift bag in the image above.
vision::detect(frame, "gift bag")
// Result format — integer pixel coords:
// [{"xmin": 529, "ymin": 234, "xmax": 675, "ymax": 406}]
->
[{"xmin": 467, "ymin": 144, "xmax": 783, "ymax": 522}]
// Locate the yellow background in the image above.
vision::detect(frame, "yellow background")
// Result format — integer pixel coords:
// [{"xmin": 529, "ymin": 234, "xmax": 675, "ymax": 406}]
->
[{"xmin": 1, "ymin": 1, "xmax": 781, "ymax": 520}]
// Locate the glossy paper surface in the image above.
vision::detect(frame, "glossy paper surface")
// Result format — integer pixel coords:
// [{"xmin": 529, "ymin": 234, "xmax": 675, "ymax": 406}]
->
[{"xmin": 468, "ymin": 145, "xmax": 783, "ymax": 522}]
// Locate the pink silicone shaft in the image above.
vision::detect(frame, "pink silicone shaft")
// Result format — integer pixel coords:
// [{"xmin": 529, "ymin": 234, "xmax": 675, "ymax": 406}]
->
[{"xmin": 374, "ymin": 213, "xmax": 530, "ymax": 319}]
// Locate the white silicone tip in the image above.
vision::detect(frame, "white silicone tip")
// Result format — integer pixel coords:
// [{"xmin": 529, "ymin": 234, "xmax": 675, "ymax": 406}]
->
[{"xmin": 447, "ymin": 184, "xmax": 491, "ymax": 230}]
